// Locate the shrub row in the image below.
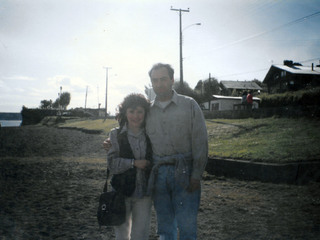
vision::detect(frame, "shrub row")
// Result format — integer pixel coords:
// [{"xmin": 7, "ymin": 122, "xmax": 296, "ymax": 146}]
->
[
  {"xmin": 21, "ymin": 107, "xmax": 98, "ymax": 125},
  {"xmin": 21, "ymin": 107, "xmax": 58, "ymax": 125},
  {"xmin": 259, "ymin": 87, "xmax": 320, "ymax": 107}
]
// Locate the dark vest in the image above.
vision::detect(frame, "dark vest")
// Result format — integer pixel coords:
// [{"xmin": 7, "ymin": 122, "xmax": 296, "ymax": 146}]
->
[
  {"xmin": 110, "ymin": 129, "xmax": 152, "ymax": 197},
  {"xmin": 118, "ymin": 129, "xmax": 152, "ymax": 161}
]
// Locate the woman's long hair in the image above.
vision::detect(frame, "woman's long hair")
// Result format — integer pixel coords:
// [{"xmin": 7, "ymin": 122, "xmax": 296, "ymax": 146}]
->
[{"xmin": 115, "ymin": 93, "xmax": 151, "ymax": 130}]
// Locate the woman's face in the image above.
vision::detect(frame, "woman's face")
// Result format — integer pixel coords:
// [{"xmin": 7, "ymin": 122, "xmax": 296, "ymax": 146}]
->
[{"xmin": 126, "ymin": 106, "xmax": 145, "ymax": 130}]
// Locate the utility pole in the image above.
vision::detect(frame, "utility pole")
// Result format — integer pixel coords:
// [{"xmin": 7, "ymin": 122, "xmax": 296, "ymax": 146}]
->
[
  {"xmin": 209, "ymin": 73, "xmax": 212, "ymax": 110},
  {"xmin": 84, "ymin": 86, "xmax": 88, "ymax": 110},
  {"xmin": 58, "ymin": 86, "xmax": 62, "ymax": 115},
  {"xmin": 209, "ymin": 73, "xmax": 211, "ymax": 92},
  {"xmin": 97, "ymin": 85, "xmax": 100, "ymax": 109},
  {"xmin": 171, "ymin": 7, "xmax": 189, "ymax": 90},
  {"xmin": 104, "ymin": 67, "xmax": 111, "ymax": 117}
]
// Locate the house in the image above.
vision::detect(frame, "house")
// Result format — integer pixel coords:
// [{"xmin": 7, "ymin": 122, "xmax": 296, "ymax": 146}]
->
[
  {"xmin": 220, "ymin": 80, "xmax": 262, "ymax": 96},
  {"xmin": 263, "ymin": 60, "xmax": 320, "ymax": 93},
  {"xmin": 201, "ymin": 95, "xmax": 260, "ymax": 111}
]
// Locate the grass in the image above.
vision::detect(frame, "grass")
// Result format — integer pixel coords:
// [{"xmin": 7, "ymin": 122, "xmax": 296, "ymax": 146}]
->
[
  {"xmin": 58, "ymin": 118, "xmax": 118, "ymax": 134},
  {"xmin": 59, "ymin": 117, "xmax": 320, "ymax": 164},
  {"xmin": 207, "ymin": 117, "xmax": 320, "ymax": 163}
]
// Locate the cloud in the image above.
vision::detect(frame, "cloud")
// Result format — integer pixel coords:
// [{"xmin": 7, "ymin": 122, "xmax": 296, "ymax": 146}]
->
[
  {"xmin": 1, "ymin": 76, "xmax": 36, "ymax": 81},
  {"xmin": 47, "ymin": 75, "xmax": 89, "ymax": 93}
]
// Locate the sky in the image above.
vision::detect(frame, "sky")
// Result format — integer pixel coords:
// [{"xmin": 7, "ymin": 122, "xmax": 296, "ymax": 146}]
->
[{"xmin": 1, "ymin": 0, "xmax": 319, "ymax": 115}]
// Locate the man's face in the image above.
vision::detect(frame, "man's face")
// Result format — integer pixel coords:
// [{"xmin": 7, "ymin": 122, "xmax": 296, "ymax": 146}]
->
[{"xmin": 150, "ymin": 67, "xmax": 174, "ymax": 101}]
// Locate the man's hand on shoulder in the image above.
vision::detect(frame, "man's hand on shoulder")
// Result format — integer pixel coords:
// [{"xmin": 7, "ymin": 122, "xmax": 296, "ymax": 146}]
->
[{"xmin": 103, "ymin": 138, "xmax": 111, "ymax": 151}]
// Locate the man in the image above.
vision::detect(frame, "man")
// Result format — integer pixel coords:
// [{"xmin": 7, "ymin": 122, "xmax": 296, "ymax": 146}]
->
[{"xmin": 146, "ymin": 63, "xmax": 208, "ymax": 240}]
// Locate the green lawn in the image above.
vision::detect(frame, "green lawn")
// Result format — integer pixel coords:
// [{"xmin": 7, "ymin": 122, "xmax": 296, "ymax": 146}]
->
[
  {"xmin": 59, "ymin": 117, "xmax": 320, "ymax": 163},
  {"xmin": 58, "ymin": 118, "xmax": 118, "ymax": 133},
  {"xmin": 206, "ymin": 117, "xmax": 320, "ymax": 163}
]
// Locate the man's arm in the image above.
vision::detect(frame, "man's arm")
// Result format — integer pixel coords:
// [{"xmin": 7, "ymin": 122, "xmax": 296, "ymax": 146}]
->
[{"xmin": 189, "ymin": 99, "xmax": 208, "ymax": 192}]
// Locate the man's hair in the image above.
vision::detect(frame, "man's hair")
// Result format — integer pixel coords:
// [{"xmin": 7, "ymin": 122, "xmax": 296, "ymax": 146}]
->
[
  {"xmin": 115, "ymin": 93, "xmax": 150, "ymax": 128},
  {"xmin": 148, "ymin": 63, "xmax": 174, "ymax": 79}
]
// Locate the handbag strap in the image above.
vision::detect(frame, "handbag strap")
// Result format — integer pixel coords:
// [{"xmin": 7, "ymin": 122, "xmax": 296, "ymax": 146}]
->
[
  {"xmin": 103, "ymin": 169, "xmax": 110, "ymax": 193},
  {"xmin": 102, "ymin": 129, "xmax": 121, "ymax": 193}
]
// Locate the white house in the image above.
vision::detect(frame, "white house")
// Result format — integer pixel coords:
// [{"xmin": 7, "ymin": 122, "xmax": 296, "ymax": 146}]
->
[{"xmin": 201, "ymin": 95, "xmax": 260, "ymax": 111}]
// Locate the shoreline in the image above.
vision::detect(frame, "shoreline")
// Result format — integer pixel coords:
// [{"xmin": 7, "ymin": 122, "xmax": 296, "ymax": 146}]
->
[{"xmin": 0, "ymin": 120, "xmax": 22, "ymax": 127}]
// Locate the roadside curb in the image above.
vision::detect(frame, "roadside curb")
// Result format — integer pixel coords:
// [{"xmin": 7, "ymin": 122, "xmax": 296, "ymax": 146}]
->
[{"xmin": 206, "ymin": 157, "xmax": 320, "ymax": 184}]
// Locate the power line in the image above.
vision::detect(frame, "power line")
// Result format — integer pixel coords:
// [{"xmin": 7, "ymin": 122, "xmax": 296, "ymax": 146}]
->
[
  {"xmin": 299, "ymin": 57, "xmax": 320, "ymax": 64},
  {"xmin": 217, "ymin": 68, "xmax": 269, "ymax": 79},
  {"xmin": 207, "ymin": 11, "xmax": 320, "ymax": 52},
  {"xmin": 236, "ymin": 0, "xmax": 280, "ymax": 22},
  {"xmin": 216, "ymin": 57, "xmax": 320, "ymax": 80}
]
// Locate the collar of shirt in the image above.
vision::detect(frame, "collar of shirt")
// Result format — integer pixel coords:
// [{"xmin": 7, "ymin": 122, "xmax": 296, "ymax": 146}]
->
[
  {"xmin": 120, "ymin": 124, "xmax": 145, "ymax": 138},
  {"xmin": 151, "ymin": 90, "xmax": 179, "ymax": 108}
]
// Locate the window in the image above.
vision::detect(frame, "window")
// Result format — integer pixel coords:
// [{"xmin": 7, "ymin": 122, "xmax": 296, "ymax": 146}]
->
[{"xmin": 211, "ymin": 103, "xmax": 219, "ymax": 111}]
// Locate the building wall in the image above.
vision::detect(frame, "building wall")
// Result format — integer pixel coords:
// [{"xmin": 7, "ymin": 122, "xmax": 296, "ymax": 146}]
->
[
  {"xmin": 201, "ymin": 102, "xmax": 210, "ymax": 110},
  {"xmin": 214, "ymin": 99, "xmax": 240, "ymax": 111},
  {"xmin": 203, "ymin": 99, "xmax": 259, "ymax": 111}
]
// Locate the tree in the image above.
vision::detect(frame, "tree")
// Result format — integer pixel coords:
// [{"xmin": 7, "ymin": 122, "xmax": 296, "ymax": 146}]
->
[
  {"xmin": 40, "ymin": 99, "xmax": 52, "ymax": 109},
  {"xmin": 194, "ymin": 77, "xmax": 220, "ymax": 103},
  {"xmin": 51, "ymin": 92, "xmax": 71, "ymax": 110},
  {"xmin": 194, "ymin": 80, "xmax": 204, "ymax": 94},
  {"xmin": 52, "ymin": 99, "xmax": 60, "ymax": 109},
  {"xmin": 252, "ymin": 79, "xmax": 263, "ymax": 87},
  {"xmin": 59, "ymin": 92, "xmax": 71, "ymax": 110},
  {"xmin": 252, "ymin": 78, "xmax": 267, "ymax": 92},
  {"xmin": 173, "ymin": 81, "xmax": 198, "ymax": 100},
  {"xmin": 231, "ymin": 89, "xmax": 238, "ymax": 96}
]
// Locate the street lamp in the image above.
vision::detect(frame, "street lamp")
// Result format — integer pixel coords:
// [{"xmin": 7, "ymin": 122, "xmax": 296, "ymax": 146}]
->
[
  {"xmin": 180, "ymin": 23, "xmax": 201, "ymax": 90},
  {"xmin": 183, "ymin": 22, "xmax": 201, "ymax": 31}
]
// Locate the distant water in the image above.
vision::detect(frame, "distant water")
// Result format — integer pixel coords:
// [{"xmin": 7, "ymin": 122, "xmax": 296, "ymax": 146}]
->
[{"xmin": 0, "ymin": 120, "xmax": 22, "ymax": 127}]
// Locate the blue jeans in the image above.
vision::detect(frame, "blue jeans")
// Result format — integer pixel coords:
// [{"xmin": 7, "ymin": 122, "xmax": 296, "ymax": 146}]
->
[{"xmin": 154, "ymin": 165, "xmax": 201, "ymax": 240}]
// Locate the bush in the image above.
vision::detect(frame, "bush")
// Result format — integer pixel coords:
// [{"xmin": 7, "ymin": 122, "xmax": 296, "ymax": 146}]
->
[
  {"xmin": 21, "ymin": 106, "xmax": 58, "ymax": 125},
  {"xmin": 260, "ymin": 87, "xmax": 320, "ymax": 107}
]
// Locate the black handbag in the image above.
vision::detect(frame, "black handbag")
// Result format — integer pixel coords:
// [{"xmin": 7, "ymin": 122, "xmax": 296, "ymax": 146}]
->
[
  {"xmin": 97, "ymin": 168, "xmax": 126, "ymax": 228},
  {"xmin": 97, "ymin": 190, "xmax": 126, "ymax": 227}
]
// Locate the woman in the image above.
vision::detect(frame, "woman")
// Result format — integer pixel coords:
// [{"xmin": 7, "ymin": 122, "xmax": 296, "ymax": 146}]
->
[{"xmin": 106, "ymin": 93, "xmax": 152, "ymax": 240}]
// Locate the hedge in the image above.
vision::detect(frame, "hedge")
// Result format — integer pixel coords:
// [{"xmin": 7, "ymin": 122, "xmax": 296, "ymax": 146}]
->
[{"xmin": 259, "ymin": 87, "xmax": 320, "ymax": 107}]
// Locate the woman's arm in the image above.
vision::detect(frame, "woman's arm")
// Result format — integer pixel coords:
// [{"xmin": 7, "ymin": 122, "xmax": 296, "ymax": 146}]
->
[{"xmin": 107, "ymin": 129, "xmax": 133, "ymax": 174}]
